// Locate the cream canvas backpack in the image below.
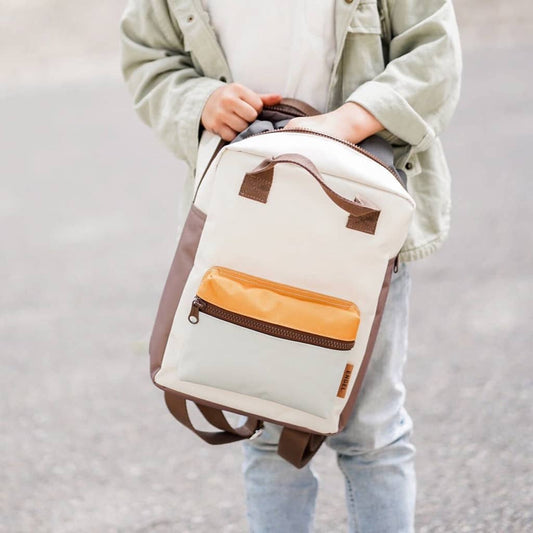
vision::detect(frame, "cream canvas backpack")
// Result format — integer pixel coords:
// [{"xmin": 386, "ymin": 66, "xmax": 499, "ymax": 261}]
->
[{"xmin": 149, "ymin": 99, "xmax": 415, "ymax": 467}]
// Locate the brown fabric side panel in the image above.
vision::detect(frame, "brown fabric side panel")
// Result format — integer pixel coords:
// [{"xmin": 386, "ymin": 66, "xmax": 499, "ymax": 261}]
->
[
  {"xmin": 337, "ymin": 257, "xmax": 396, "ymax": 431},
  {"xmin": 277, "ymin": 427, "xmax": 327, "ymax": 469},
  {"xmin": 149, "ymin": 205, "xmax": 206, "ymax": 380}
]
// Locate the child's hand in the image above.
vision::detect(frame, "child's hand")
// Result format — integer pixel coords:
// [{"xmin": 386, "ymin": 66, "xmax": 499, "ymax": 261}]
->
[
  {"xmin": 283, "ymin": 102, "xmax": 383, "ymax": 145},
  {"xmin": 201, "ymin": 83, "xmax": 282, "ymax": 141}
]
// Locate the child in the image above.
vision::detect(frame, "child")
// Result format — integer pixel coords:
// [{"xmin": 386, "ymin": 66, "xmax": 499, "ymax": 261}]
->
[{"xmin": 120, "ymin": 1, "xmax": 462, "ymax": 531}]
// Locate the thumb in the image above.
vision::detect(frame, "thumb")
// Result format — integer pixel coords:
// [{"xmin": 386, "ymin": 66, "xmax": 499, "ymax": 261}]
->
[{"xmin": 259, "ymin": 93, "xmax": 283, "ymax": 106}]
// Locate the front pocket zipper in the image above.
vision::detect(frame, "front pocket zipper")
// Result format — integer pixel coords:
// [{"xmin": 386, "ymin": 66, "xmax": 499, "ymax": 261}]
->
[
  {"xmin": 188, "ymin": 296, "xmax": 355, "ymax": 350},
  {"xmin": 186, "ymin": 266, "xmax": 360, "ymax": 351}
]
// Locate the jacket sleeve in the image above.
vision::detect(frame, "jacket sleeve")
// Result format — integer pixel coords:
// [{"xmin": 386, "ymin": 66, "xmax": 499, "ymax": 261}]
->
[
  {"xmin": 345, "ymin": 0, "xmax": 462, "ymax": 152},
  {"xmin": 119, "ymin": 0, "xmax": 225, "ymax": 168}
]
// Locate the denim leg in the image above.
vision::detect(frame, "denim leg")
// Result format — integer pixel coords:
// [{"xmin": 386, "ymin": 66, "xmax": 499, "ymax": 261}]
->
[
  {"xmin": 326, "ymin": 263, "xmax": 416, "ymax": 533},
  {"xmin": 242, "ymin": 422, "xmax": 319, "ymax": 533}
]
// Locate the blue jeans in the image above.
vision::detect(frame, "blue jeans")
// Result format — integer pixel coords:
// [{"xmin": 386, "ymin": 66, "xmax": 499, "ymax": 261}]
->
[{"xmin": 241, "ymin": 264, "xmax": 416, "ymax": 533}]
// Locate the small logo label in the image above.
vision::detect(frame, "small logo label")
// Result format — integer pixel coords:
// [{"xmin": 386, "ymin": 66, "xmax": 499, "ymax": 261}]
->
[{"xmin": 336, "ymin": 364, "xmax": 354, "ymax": 398}]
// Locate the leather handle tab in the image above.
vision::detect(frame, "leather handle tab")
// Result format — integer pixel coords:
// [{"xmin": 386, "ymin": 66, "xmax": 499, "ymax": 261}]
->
[
  {"xmin": 239, "ymin": 153, "xmax": 380, "ymax": 235},
  {"xmin": 278, "ymin": 427, "xmax": 327, "ymax": 469},
  {"xmin": 164, "ymin": 392, "xmax": 262, "ymax": 445}
]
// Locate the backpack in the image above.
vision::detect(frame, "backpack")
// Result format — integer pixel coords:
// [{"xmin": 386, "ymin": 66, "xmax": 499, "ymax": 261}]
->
[{"xmin": 149, "ymin": 99, "xmax": 415, "ymax": 468}]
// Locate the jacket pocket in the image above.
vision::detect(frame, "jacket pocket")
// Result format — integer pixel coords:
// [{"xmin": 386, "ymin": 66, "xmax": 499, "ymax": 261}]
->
[
  {"xmin": 342, "ymin": 1, "xmax": 385, "ymax": 94},
  {"xmin": 347, "ymin": 0, "xmax": 382, "ymax": 34},
  {"xmin": 177, "ymin": 266, "xmax": 361, "ymax": 418}
]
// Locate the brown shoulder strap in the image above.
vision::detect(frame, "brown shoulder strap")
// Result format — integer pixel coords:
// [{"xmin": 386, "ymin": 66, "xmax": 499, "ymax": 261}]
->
[
  {"xmin": 192, "ymin": 137, "xmax": 227, "ymax": 203},
  {"xmin": 164, "ymin": 392, "xmax": 262, "ymax": 444},
  {"xmin": 165, "ymin": 392, "xmax": 325, "ymax": 468},
  {"xmin": 278, "ymin": 427, "xmax": 327, "ymax": 469}
]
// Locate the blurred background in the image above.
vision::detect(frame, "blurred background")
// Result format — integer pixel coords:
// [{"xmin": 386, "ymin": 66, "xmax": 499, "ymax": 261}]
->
[{"xmin": 1, "ymin": 1, "xmax": 532, "ymax": 532}]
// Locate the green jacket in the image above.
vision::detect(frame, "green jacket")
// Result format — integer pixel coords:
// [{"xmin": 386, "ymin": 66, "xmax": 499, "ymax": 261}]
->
[{"xmin": 120, "ymin": 0, "xmax": 462, "ymax": 262}]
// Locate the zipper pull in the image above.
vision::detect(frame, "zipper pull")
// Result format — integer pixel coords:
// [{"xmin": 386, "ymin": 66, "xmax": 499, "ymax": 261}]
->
[
  {"xmin": 393, "ymin": 255, "xmax": 399, "ymax": 273},
  {"xmin": 188, "ymin": 297, "xmax": 204, "ymax": 324}
]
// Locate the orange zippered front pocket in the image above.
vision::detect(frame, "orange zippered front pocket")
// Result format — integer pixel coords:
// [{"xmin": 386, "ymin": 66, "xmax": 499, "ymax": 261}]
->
[{"xmin": 188, "ymin": 266, "xmax": 360, "ymax": 350}]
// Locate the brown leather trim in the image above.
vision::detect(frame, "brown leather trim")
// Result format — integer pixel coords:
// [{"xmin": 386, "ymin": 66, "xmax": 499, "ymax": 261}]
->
[
  {"xmin": 239, "ymin": 163, "xmax": 273, "ymax": 204},
  {"xmin": 337, "ymin": 257, "xmax": 396, "ymax": 430},
  {"xmin": 149, "ymin": 205, "xmax": 207, "ymax": 380},
  {"xmin": 239, "ymin": 153, "xmax": 380, "ymax": 235},
  {"xmin": 346, "ymin": 207, "xmax": 380, "ymax": 234},
  {"xmin": 336, "ymin": 364, "xmax": 355, "ymax": 398}
]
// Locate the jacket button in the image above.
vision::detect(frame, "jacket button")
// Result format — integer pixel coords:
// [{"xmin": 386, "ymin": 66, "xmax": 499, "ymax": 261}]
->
[
  {"xmin": 219, "ymin": 76, "xmax": 227, "ymax": 82},
  {"xmin": 186, "ymin": 14, "xmax": 194, "ymax": 23},
  {"xmin": 405, "ymin": 162, "xmax": 413, "ymax": 170},
  {"xmin": 345, "ymin": 0, "xmax": 354, "ymax": 3}
]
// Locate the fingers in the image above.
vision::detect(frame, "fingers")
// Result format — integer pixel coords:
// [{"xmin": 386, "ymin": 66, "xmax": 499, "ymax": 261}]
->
[
  {"xmin": 224, "ymin": 111, "xmax": 249, "ymax": 133},
  {"xmin": 217, "ymin": 124, "xmax": 239, "ymax": 142},
  {"xmin": 231, "ymin": 97, "xmax": 260, "ymax": 123},
  {"xmin": 201, "ymin": 83, "xmax": 284, "ymax": 141},
  {"xmin": 233, "ymin": 84, "xmax": 264, "ymax": 113},
  {"xmin": 259, "ymin": 93, "xmax": 283, "ymax": 106}
]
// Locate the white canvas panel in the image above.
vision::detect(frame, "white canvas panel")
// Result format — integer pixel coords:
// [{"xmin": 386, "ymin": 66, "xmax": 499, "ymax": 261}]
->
[{"xmin": 176, "ymin": 313, "xmax": 351, "ymax": 418}]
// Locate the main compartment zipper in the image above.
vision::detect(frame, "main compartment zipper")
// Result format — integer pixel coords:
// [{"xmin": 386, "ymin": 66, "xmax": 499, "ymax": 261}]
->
[
  {"xmin": 194, "ymin": 112, "xmax": 403, "ymax": 202},
  {"xmin": 188, "ymin": 296, "xmax": 355, "ymax": 351},
  {"xmin": 244, "ymin": 127, "xmax": 402, "ymax": 186}
]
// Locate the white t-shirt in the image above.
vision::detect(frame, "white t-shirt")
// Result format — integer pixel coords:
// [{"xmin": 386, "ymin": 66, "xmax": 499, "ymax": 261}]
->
[{"xmin": 200, "ymin": 0, "xmax": 336, "ymax": 113}]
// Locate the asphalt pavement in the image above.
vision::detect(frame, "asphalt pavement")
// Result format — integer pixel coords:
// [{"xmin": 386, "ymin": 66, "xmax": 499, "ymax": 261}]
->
[{"xmin": 1, "ymin": 44, "xmax": 532, "ymax": 532}]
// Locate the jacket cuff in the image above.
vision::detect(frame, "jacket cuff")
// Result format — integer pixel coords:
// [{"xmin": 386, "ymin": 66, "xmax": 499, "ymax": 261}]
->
[
  {"xmin": 179, "ymin": 77, "xmax": 226, "ymax": 169},
  {"xmin": 345, "ymin": 80, "xmax": 435, "ymax": 152}
]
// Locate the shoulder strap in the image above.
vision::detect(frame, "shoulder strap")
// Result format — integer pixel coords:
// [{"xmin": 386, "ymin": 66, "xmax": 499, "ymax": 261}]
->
[
  {"xmin": 164, "ymin": 392, "xmax": 263, "ymax": 444},
  {"xmin": 164, "ymin": 392, "xmax": 327, "ymax": 469},
  {"xmin": 278, "ymin": 427, "xmax": 327, "ymax": 468}
]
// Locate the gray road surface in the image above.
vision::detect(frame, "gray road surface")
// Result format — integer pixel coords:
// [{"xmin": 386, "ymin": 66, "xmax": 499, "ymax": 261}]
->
[{"xmin": 1, "ymin": 45, "xmax": 532, "ymax": 532}]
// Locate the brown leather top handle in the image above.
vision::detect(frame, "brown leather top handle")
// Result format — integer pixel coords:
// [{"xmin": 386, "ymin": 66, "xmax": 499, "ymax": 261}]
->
[{"xmin": 239, "ymin": 153, "xmax": 381, "ymax": 235}]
